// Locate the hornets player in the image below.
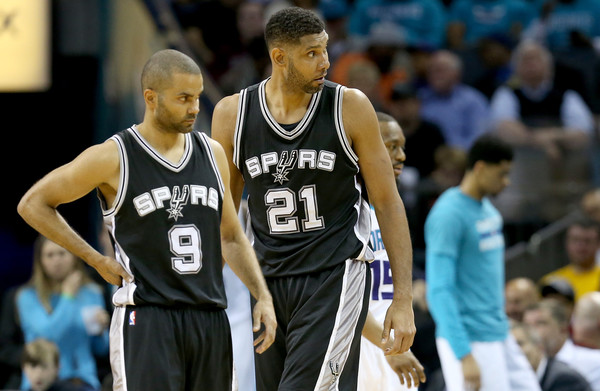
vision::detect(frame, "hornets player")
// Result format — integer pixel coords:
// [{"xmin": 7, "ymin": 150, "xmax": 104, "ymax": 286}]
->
[
  {"xmin": 18, "ymin": 49, "xmax": 276, "ymax": 391},
  {"xmin": 212, "ymin": 7, "xmax": 415, "ymax": 391},
  {"xmin": 359, "ymin": 112, "xmax": 426, "ymax": 391}
]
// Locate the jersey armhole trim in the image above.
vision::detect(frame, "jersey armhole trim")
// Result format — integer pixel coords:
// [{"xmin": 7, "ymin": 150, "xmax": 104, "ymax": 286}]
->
[
  {"xmin": 334, "ymin": 85, "xmax": 359, "ymax": 166},
  {"xmin": 101, "ymin": 135, "xmax": 127, "ymax": 218},
  {"xmin": 233, "ymin": 88, "xmax": 248, "ymax": 169},
  {"xmin": 196, "ymin": 132, "xmax": 225, "ymax": 197}
]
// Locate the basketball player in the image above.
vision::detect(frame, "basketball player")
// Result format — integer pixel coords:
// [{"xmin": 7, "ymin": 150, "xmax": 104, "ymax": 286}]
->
[
  {"xmin": 17, "ymin": 49, "xmax": 276, "ymax": 391},
  {"xmin": 359, "ymin": 112, "xmax": 426, "ymax": 391},
  {"xmin": 425, "ymin": 134, "xmax": 540, "ymax": 391},
  {"xmin": 212, "ymin": 7, "xmax": 415, "ymax": 390}
]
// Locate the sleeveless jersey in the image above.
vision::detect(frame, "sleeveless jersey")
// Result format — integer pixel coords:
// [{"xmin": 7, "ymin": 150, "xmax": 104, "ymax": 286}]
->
[
  {"xmin": 367, "ymin": 206, "xmax": 393, "ymax": 323},
  {"xmin": 233, "ymin": 79, "xmax": 372, "ymax": 277},
  {"xmin": 100, "ymin": 126, "xmax": 226, "ymax": 308}
]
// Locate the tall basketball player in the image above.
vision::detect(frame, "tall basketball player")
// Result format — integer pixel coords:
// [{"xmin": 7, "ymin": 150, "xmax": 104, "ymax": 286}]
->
[
  {"xmin": 212, "ymin": 7, "xmax": 415, "ymax": 391},
  {"xmin": 18, "ymin": 49, "xmax": 276, "ymax": 391}
]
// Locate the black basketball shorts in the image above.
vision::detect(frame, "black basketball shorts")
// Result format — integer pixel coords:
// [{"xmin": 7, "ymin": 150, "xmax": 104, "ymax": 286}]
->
[
  {"xmin": 254, "ymin": 258, "xmax": 370, "ymax": 391},
  {"xmin": 109, "ymin": 305, "xmax": 234, "ymax": 391}
]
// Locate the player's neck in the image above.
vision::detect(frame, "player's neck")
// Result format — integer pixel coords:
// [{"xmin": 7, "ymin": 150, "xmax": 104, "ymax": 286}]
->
[
  {"xmin": 265, "ymin": 76, "xmax": 313, "ymax": 124},
  {"xmin": 135, "ymin": 122, "xmax": 187, "ymax": 164},
  {"xmin": 459, "ymin": 174, "xmax": 484, "ymax": 201}
]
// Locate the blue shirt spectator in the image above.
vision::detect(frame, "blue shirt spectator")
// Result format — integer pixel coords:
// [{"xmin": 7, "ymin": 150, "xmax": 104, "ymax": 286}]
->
[
  {"xmin": 348, "ymin": 0, "xmax": 447, "ymax": 49},
  {"xmin": 447, "ymin": 0, "xmax": 535, "ymax": 49},
  {"xmin": 418, "ymin": 50, "xmax": 491, "ymax": 150},
  {"xmin": 15, "ymin": 236, "xmax": 109, "ymax": 391}
]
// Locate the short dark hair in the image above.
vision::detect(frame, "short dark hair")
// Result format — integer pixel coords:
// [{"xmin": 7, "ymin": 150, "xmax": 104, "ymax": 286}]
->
[
  {"xmin": 264, "ymin": 7, "xmax": 325, "ymax": 49},
  {"xmin": 467, "ymin": 134, "xmax": 513, "ymax": 169},
  {"xmin": 141, "ymin": 49, "xmax": 201, "ymax": 92}
]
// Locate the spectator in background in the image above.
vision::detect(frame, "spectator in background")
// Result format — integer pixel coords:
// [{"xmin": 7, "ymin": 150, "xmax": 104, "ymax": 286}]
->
[
  {"xmin": 524, "ymin": 299, "xmax": 600, "ymax": 391},
  {"xmin": 172, "ymin": 0, "xmax": 245, "ymax": 82},
  {"xmin": 386, "ymin": 83, "xmax": 446, "ymax": 180},
  {"xmin": 523, "ymin": 0, "xmax": 600, "ymax": 51},
  {"xmin": 330, "ymin": 24, "xmax": 411, "ymax": 108},
  {"xmin": 511, "ymin": 322, "xmax": 592, "ymax": 391},
  {"xmin": 472, "ymin": 34, "xmax": 516, "ymax": 100},
  {"xmin": 346, "ymin": 59, "xmax": 384, "ymax": 111},
  {"xmin": 218, "ymin": 1, "xmax": 270, "ymax": 95},
  {"xmin": 15, "ymin": 235, "xmax": 110, "ymax": 391},
  {"xmin": 490, "ymin": 40, "xmax": 593, "ymax": 159},
  {"xmin": 539, "ymin": 279, "xmax": 576, "ymax": 318},
  {"xmin": 571, "ymin": 291, "xmax": 600, "ymax": 350},
  {"xmin": 446, "ymin": 0, "xmax": 535, "ymax": 50},
  {"xmin": 505, "ymin": 277, "xmax": 540, "ymax": 322},
  {"xmin": 490, "ymin": 40, "xmax": 594, "ymax": 225},
  {"xmin": 22, "ymin": 338, "xmax": 90, "ymax": 391},
  {"xmin": 347, "ymin": 0, "xmax": 447, "ymax": 50},
  {"xmin": 539, "ymin": 218, "xmax": 600, "ymax": 302},
  {"xmin": 419, "ymin": 50, "xmax": 491, "ymax": 151},
  {"xmin": 426, "ymin": 134, "xmax": 540, "ymax": 391}
]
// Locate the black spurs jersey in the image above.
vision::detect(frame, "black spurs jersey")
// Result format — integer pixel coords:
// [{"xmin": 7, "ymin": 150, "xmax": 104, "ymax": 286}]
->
[
  {"xmin": 234, "ymin": 79, "xmax": 373, "ymax": 277},
  {"xmin": 100, "ymin": 126, "xmax": 226, "ymax": 308}
]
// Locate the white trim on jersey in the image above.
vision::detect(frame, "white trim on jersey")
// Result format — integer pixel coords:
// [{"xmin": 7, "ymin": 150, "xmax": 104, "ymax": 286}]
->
[
  {"xmin": 314, "ymin": 259, "xmax": 366, "ymax": 391},
  {"xmin": 101, "ymin": 135, "xmax": 128, "ymax": 218},
  {"xmin": 258, "ymin": 78, "xmax": 323, "ymax": 140},
  {"xmin": 196, "ymin": 131, "xmax": 225, "ymax": 197},
  {"xmin": 333, "ymin": 85, "xmax": 359, "ymax": 166},
  {"xmin": 233, "ymin": 88, "xmax": 248, "ymax": 169},
  {"xmin": 352, "ymin": 178, "xmax": 373, "ymax": 262},
  {"xmin": 128, "ymin": 126, "xmax": 193, "ymax": 172},
  {"xmin": 109, "ymin": 306, "xmax": 129, "ymax": 391}
]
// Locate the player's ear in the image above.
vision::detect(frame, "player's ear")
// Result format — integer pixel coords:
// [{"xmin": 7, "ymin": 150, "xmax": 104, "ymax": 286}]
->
[
  {"xmin": 271, "ymin": 47, "xmax": 286, "ymax": 67},
  {"xmin": 144, "ymin": 89, "xmax": 157, "ymax": 106}
]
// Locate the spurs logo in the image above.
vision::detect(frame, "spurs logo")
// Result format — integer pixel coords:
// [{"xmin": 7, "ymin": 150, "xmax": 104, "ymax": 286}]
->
[
  {"xmin": 272, "ymin": 150, "xmax": 298, "ymax": 184},
  {"xmin": 166, "ymin": 185, "xmax": 189, "ymax": 221}
]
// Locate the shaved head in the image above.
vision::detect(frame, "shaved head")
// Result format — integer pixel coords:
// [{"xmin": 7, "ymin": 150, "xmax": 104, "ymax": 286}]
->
[{"xmin": 141, "ymin": 49, "xmax": 201, "ymax": 92}]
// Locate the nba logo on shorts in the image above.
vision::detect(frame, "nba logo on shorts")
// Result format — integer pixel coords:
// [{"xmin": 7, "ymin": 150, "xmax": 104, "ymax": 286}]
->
[{"xmin": 129, "ymin": 310, "xmax": 136, "ymax": 326}]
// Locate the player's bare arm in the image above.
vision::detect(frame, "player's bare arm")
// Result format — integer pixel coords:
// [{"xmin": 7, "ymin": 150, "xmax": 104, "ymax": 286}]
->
[
  {"xmin": 211, "ymin": 94, "xmax": 245, "ymax": 212},
  {"xmin": 209, "ymin": 138, "xmax": 277, "ymax": 354},
  {"xmin": 343, "ymin": 88, "xmax": 416, "ymax": 354},
  {"xmin": 17, "ymin": 140, "xmax": 132, "ymax": 286}
]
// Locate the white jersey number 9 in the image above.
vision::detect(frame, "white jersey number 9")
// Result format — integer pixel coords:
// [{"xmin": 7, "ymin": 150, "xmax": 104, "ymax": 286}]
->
[{"xmin": 169, "ymin": 224, "xmax": 203, "ymax": 274}]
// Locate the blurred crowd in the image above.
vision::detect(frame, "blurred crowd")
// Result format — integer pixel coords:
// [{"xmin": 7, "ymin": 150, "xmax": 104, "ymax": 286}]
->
[{"xmin": 3, "ymin": 0, "xmax": 600, "ymax": 390}]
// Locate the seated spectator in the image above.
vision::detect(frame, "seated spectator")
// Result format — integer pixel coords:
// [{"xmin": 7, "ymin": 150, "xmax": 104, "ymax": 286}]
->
[
  {"xmin": 522, "ymin": 0, "xmax": 600, "ymax": 51},
  {"xmin": 524, "ymin": 299, "xmax": 600, "ymax": 391},
  {"xmin": 22, "ymin": 338, "xmax": 89, "ymax": 391},
  {"xmin": 539, "ymin": 218, "xmax": 600, "ymax": 302},
  {"xmin": 15, "ymin": 235, "xmax": 110, "ymax": 391},
  {"xmin": 571, "ymin": 291, "xmax": 600, "ymax": 350},
  {"xmin": 511, "ymin": 321, "xmax": 592, "ymax": 391},
  {"xmin": 505, "ymin": 277, "xmax": 540, "ymax": 322},
  {"xmin": 418, "ymin": 50, "xmax": 491, "ymax": 151},
  {"xmin": 471, "ymin": 33, "xmax": 516, "ymax": 99},
  {"xmin": 490, "ymin": 41, "xmax": 593, "ymax": 157},
  {"xmin": 386, "ymin": 83, "xmax": 446, "ymax": 179},
  {"xmin": 447, "ymin": 0, "xmax": 535, "ymax": 50},
  {"xmin": 540, "ymin": 279, "xmax": 576, "ymax": 318},
  {"xmin": 347, "ymin": 0, "xmax": 447, "ymax": 50},
  {"xmin": 490, "ymin": 40, "xmax": 594, "ymax": 223},
  {"xmin": 330, "ymin": 26, "xmax": 410, "ymax": 107}
]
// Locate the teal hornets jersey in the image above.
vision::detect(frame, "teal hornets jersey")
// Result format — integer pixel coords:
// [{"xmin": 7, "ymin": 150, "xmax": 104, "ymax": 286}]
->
[
  {"xmin": 233, "ymin": 79, "xmax": 372, "ymax": 277},
  {"xmin": 100, "ymin": 127, "xmax": 226, "ymax": 308}
]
